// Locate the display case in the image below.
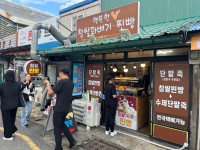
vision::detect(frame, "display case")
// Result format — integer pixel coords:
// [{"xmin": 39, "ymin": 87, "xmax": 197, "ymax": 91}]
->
[
  {"xmin": 114, "ymin": 77, "xmax": 145, "ymax": 96},
  {"xmin": 114, "ymin": 77, "xmax": 149, "ymax": 131}
]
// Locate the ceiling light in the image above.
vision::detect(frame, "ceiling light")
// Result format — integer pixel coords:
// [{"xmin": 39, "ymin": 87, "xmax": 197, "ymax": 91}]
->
[
  {"xmin": 141, "ymin": 63, "xmax": 146, "ymax": 68},
  {"xmin": 123, "ymin": 65, "xmax": 126, "ymax": 68},
  {"xmin": 113, "ymin": 67, "xmax": 117, "ymax": 72},
  {"xmin": 110, "ymin": 64, "xmax": 113, "ymax": 68},
  {"xmin": 133, "ymin": 64, "xmax": 137, "ymax": 69},
  {"xmin": 124, "ymin": 68, "xmax": 128, "ymax": 73}
]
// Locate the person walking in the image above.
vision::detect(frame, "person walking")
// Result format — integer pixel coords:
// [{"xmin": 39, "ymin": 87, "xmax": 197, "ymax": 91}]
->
[
  {"xmin": 44, "ymin": 68, "xmax": 77, "ymax": 150},
  {"xmin": 21, "ymin": 73, "xmax": 34, "ymax": 127},
  {"xmin": 0, "ymin": 70, "xmax": 21, "ymax": 140},
  {"xmin": 104, "ymin": 74, "xmax": 118, "ymax": 136}
]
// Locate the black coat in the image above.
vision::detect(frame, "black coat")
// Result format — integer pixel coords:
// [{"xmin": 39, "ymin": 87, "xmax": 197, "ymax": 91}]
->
[{"xmin": 0, "ymin": 70, "xmax": 21, "ymax": 110}]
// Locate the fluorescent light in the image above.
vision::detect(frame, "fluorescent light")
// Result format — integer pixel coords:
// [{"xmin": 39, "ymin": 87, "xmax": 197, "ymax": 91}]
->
[{"xmin": 157, "ymin": 50, "xmax": 173, "ymax": 55}]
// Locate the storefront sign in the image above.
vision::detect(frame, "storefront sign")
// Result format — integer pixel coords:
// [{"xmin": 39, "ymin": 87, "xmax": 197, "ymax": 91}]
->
[
  {"xmin": 23, "ymin": 60, "xmax": 41, "ymax": 76},
  {"xmin": 18, "ymin": 25, "xmax": 33, "ymax": 46},
  {"xmin": 191, "ymin": 34, "xmax": 200, "ymax": 50},
  {"xmin": 18, "ymin": 17, "xmax": 62, "ymax": 49},
  {"xmin": 0, "ymin": 33, "xmax": 17, "ymax": 49},
  {"xmin": 86, "ymin": 64, "xmax": 103, "ymax": 102},
  {"xmin": 153, "ymin": 124, "xmax": 188, "ymax": 145},
  {"xmin": 73, "ymin": 64, "xmax": 83, "ymax": 96},
  {"xmin": 115, "ymin": 95, "xmax": 137, "ymax": 130},
  {"xmin": 77, "ymin": 2, "xmax": 140, "ymax": 42},
  {"xmin": 154, "ymin": 61, "xmax": 189, "ymax": 130}
]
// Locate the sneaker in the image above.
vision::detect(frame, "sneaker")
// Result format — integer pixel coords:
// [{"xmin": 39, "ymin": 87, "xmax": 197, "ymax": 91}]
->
[
  {"xmin": 110, "ymin": 131, "xmax": 117, "ymax": 137},
  {"xmin": 105, "ymin": 131, "xmax": 109, "ymax": 135},
  {"xmin": 3, "ymin": 137, "xmax": 13, "ymax": 140},
  {"xmin": 22, "ymin": 124, "xmax": 28, "ymax": 128},
  {"xmin": 69, "ymin": 141, "xmax": 78, "ymax": 148},
  {"xmin": 69, "ymin": 140, "xmax": 77, "ymax": 148}
]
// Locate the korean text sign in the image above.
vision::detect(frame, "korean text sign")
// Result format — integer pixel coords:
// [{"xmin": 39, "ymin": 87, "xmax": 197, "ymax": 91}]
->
[
  {"xmin": 115, "ymin": 95, "xmax": 137, "ymax": 130},
  {"xmin": 77, "ymin": 2, "xmax": 140, "ymax": 42},
  {"xmin": 86, "ymin": 64, "xmax": 103, "ymax": 101},
  {"xmin": 73, "ymin": 64, "xmax": 83, "ymax": 96},
  {"xmin": 154, "ymin": 62, "xmax": 189, "ymax": 130},
  {"xmin": 23, "ymin": 60, "xmax": 41, "ymax": 76}
]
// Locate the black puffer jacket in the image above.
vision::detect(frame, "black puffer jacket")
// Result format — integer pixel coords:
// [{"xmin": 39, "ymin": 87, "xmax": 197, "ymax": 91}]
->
[{"xmin": 0, "ymin": 70, "xmax": 21, "ymax": 110}]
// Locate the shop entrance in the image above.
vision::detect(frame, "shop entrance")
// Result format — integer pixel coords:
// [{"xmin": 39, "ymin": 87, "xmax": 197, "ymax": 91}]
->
[{"xmin": 106, "ymin": 61, "xmax": 151, "ymax": 135}]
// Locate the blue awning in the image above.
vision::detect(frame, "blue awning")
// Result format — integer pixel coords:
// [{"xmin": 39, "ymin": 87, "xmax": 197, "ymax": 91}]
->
[
  {"xmin": 188, "ymin": 22, "xmax": 200, "ymax": 31},
  {"xmin": 59, "ymin": 0, "xmax": 98, "ymax": 15}
]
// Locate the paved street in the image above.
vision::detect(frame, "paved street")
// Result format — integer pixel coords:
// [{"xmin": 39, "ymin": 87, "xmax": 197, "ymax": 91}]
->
[
  {"xmin": 0, "ymin": 111, "xmax": 54, "ymax": 150},
  {"xmin": 0, "ymin": 109, "xmax": 169, "ymax": 150}
]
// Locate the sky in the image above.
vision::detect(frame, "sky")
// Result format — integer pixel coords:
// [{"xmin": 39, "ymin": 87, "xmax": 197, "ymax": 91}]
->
[{"xmin": 11, "ymin": 0, "xmax": 85, "ymax": 16}]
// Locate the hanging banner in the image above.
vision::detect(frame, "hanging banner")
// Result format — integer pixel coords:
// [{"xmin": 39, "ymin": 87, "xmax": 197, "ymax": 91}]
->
[
  {"xmin": 77, "ymin": 2, "xmax": 140, "ymax": 42},
  {"xmin": 86, "ymin": 64, "xmax": 103, "ymax": 102},
  {"xmin": 72, "ymin": 63, "xmax": 83, "ymax": 96},
  {"xmin": 153, "ymin": 61, "xmax": 190, "ymax": 145}
]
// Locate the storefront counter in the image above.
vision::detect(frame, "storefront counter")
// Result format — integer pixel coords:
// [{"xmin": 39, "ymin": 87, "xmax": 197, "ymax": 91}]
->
[{"xmin": 115, "ymin": 95, "xmax": 149, "ymax": 130}]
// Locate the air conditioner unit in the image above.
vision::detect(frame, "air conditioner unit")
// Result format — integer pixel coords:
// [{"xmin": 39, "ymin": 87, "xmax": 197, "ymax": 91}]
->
[{"xmin": 72, "ymin": 99, "xmax": 101, "ymax": 127}]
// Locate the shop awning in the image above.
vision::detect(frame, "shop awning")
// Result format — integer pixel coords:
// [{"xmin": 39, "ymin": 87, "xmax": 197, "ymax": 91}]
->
[
  {"xmin": 38, "ymin": 16, "xmax": 200, "ymax": 55},
  {"xmin": 188, "ymin": 21, "xmax": 200, "ymax": 31}
]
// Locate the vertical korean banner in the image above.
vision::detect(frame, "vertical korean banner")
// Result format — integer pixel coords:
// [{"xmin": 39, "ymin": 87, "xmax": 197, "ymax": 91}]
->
[
  {"xmin": 153, "ymin": 61, "xmax": 190, "ymax": 145},
  {"xmin": 86, "ymin": 64, "xmax": 103, "ymax": 102},
  {"xmin": 73, "ymin": 64, "xmax": 83, "ymax": 96}
]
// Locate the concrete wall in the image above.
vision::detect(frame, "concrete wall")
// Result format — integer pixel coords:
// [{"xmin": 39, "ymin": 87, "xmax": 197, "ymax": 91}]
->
[{"xmin": 59, "ymin": 0, "xmax": 101, "ymax": 36}]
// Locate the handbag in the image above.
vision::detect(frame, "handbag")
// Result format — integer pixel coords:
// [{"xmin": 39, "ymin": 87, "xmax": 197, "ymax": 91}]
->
[
  {"xmin": 29, "ymin": 95, "xmax": 34, "ymax": 102},
  {"xmin": 64, "ymin": 105, "xmax": 77, "ymax": 133},
  {"xmin": 19, "ymin": 92, "xmax": 25, "ymax": 107}
]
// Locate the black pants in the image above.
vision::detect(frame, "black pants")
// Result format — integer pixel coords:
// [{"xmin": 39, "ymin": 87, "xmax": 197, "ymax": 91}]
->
[
  {"xmin": 53, "ymin": 111, "xmax": 75, "ymax": 150},
  {"xmin": 1, "ymin": 108, "xmax": 18, "ymax": 138},
  {"xmin": 105, "ymin": 104, "xmax": 117, "ymax": 132}
]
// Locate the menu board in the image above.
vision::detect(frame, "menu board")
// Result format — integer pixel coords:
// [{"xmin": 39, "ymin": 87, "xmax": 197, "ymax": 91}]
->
[
  {"xmin": 72, "ymin": 64, "xmax": 83, "ymax": 96},
  {"xmin": 153, "ymin": 61, "xmax": 189, "ymax": 145},
  {"xmin": 115, "ymin": 95, "xmax": 137, "ymax": 130},
  {"xmin": 86, "ymin": 64, "xmax": 103, "ymax": 102}
]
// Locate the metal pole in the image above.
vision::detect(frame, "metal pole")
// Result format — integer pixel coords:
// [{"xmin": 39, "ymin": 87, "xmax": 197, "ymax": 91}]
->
[{"xmin": 57, "ymin": 20, "xmax": 72, "ymax": 32}]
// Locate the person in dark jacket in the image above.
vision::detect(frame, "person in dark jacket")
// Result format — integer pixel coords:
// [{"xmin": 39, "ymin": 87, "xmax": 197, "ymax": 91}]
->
[
  {"xmin": 0, "ymin": 70, "xmax": 21, "ymax": 140},
  {"xmin": 104, "ymin": 74, "xmax": 118, "ymax": 137},
  {"xmin": 21, "ymin": 73, "xmax": 35, "ymax": 127},
  {"xmin": 44, "ymin": 68, "xmax": 77, "ymax": 150}
]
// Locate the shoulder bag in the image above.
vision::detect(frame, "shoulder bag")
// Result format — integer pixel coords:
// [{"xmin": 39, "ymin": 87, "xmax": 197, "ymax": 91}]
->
[{"xmin": 19, "ymin": 92, "xmax": 25, "ymax": 107}]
